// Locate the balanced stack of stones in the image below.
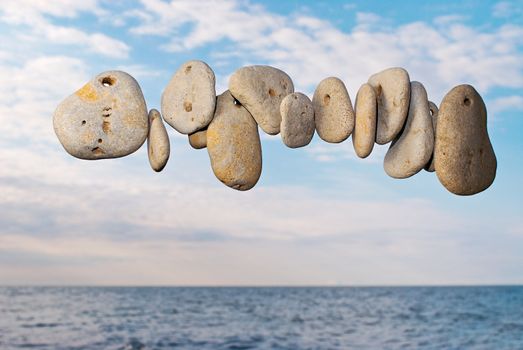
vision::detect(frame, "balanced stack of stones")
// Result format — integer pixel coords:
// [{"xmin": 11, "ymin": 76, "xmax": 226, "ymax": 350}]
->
[{"xmin": 53, "ymin": 61, "xmax": 497, "ymax": 196}]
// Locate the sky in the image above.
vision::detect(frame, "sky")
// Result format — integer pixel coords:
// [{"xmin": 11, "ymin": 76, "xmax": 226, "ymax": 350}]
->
[{"xmin": 0, "ymin": 0, "xmax": 522, "ymax": 286}]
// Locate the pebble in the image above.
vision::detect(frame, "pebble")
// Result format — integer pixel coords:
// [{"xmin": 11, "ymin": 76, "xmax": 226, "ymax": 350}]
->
[
  {"xmin": 189, "ymin": 128, "xmax": 207, "ymax": 149},
  {"xmin": 435, "ymin": 85, "xmax": 497, "ymax": 195},
  {"xmin": 424, "ymin": 101, "xmax": 439, "ymax": 172},
  {"xmin": 147, "ymin": 109, "xmax": 170, "ymax": 172},
  {"xmin": 229, "ymin": 65, "xmax": 294, "ymax": 135},
  {"xmin": 280, "ymin": 92, "xmax": 315, "ymax": 148},
  {"xmin": 53, "ymin": 70, "xmax": 148, "ymax": 160},
  {"xmin": 384, "ymin": 81, "xmax": 434, "ymax": 179},
  {"xmin": 368, "ymin": 67, "xmax": 410, "ymax": 144},
  {"xmin": 312, "ymin": 77, "xmax": 354, "ymax": 143},
  {"xmin": 161, "ymin": 60, "xmax": 216, "ymax": 134},
  {"xmin": 207, "ymin": 91, "xmax": 262, "ymax": 191},
  {"xmin": 353, "ymin": 83, "xmax": 377, "ymax": 158}
]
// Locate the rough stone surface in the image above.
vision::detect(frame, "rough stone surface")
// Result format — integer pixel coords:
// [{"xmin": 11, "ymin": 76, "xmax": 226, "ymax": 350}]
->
[
  {"xmin": 161, "ymin": 60, "xmax": 216, "ymax": 134},
  {"xmin": 312, "ymin": 77, "xmax": 354, "ymax": 143},
  {"xmin": 384, "ymin": 81, "xmax": 434, "ymax": 179},
  {"xmin": 435, "ymin": 85, "xmax": 497, "ymax": 195},
  {"xmin": 368, "ymin": 67, "xmax": 410, "ymax": 144},
  {"xmin": 353, "ymin": 83, "xmax": 377, "ymax": 158},
  {"xmin": 280, "ymin": 92, "xmax": 315, "ymax": 148},
  {"xmin": 207, "ymin": 91, "xmax": 262, "ymax": 191},
  {"xmin": 189, "ymin": 128, "xmax": 207, "ymax": 149},
  {"xmin": 229, "ymin": 65, "xmax": 294, "ymax": 135},
  {"xmin": 53, "ymin": 70, "xmax": 148, "ymax": 160},
  {"xmin": 424, "ymin": 101, "xmax": 439, "ymax": 172},
  {"xmin": 147, "ymin": 109, "xmax": 170, "ymax": 172}
]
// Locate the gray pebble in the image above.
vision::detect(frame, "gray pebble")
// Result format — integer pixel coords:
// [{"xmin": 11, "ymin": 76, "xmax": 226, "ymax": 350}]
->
[
  {"xmin": 161, "ymin": 60, "xmax": 216, "ymax": 134},
  {"xmin": 384, "ymin": 81, "xmax": 434, "ymax": 179},
  {"xmin": 189, "ymin": 128, "xmax": 207, "ymax": 149},
  {"xmin": 424, "ymin": 101, "xmax": 438, "ymax": 172},
  {"xmin": 435, "ymin": 85, "xmax": 497, "ymax": 195},
  {"xmin": 207, "ymin": 91, "xmax": 262, "ymax": 191},
  {"xmin": 312, "ymin": 77, "xmax": 354, "ymax": 143},
  {"xmin": 147, "ymin": 109, "xmax": 170, "ymax": 172},
  {"xmin": 53, "ymin": 70, "xmax": 148, "ymax": 160},
  {"xmin": 280, "ymin": 92, "xmax": 315, "ymax": 148},
  {"xmin": 353, "ymin": 83, "xmax": 377, "ymax": 158},
  {"xmin": 229, "ymin": 65, "xmax": 294, "ymax": 135},
  {"xmin": 368, "ymin": 67, "xmax": 410, "ymax": 144}
]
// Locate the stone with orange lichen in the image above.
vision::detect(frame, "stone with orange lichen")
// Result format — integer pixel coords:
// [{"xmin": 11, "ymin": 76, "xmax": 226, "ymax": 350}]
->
[
  {"xmin": 384, "ymin": 81, "xmax": 434, "ymax": 179},
  {"xmin": 207, "ymin": 91, "xmax": 262, "ymax": 191},
  {"xmin": 229, "ymin": 65, "xmax": 294, "ymax": 135},
  {"xmin": 312, "ymin": 77, "xmax": 354, "ymax": 143},
  {"xmin": 368, "ymin": 67, "xmax": 410, "ymax": 144},
  {"xmin": 435, "ymin": 85, "xmax": 496, "ymax": 195},
  {"xmin": 53, "ymin": 70, "xmax": 148, "ymax": 160},
  {"xmin": 161, "ymin": 60, "xmax": 216, "ymax": 135},
  {"xmin": 147, "ymin": 109, "xmax": 170, "ymax": 172}
]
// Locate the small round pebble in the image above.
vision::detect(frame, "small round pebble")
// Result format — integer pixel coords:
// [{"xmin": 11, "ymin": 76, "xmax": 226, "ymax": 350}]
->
[
  {"xmin": 312, "ymin": 77, "xmax": 354, "ymax": 143},
  {"xmin": 280, "ymin": 92, "xmax": 315, "ymax": 148},
  {"xmin": 189, "ymin": 128, "xmax": 207, "ymax": 149},
  {"xmin": 161, "ymin": 60, "xmax": 216, "ymax": 134}
]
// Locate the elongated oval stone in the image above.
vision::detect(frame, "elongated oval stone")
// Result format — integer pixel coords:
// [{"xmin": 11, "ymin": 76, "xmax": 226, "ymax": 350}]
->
[
  {"xmin": 424, "ymin": 101, "xmax": 439, "ymax": 172},
  {"xmin": 435, "ymin": 85, "xmax": 496, "ymax": 195},
  {"xmin": 147, "ymin": 109, "xmax": 170, "ymax": 172},
  {"xmin": 368, "ymin": 67, "xmax": 410, "ymax": 144},
  {"xmin": 280, "ymin": 92, "xmax": 315, "ymax": 148},
  {"xmin": 384, "ymin": 81, "xmax": 434, "ymax": 179},
  {"xmin": 353, "ymin": 83, "xmax": 377, "ymax": 158},
  {"xmin": 53, "ymin": 70, "xmax": 148, "ymax": 160},
  {"xmin": 229, "ymin": 65, "xmax": 294, "ymax": 135},
  {"xmin": 312, "ymin": 77, "xmax": 354, "ymax": 143},
  {"xmin": 188, "ymin": 128, "xmax": 207, "ymax": 149},
  {"xmin": 161, "ymin": 60, "xmax": 216, "ymax": 134},
  {"xmin": 207, "ymin": 91, "xmax": 262, "ymax": 191}
]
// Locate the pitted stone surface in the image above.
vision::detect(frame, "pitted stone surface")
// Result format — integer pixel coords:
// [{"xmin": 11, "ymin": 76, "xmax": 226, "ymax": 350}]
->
[
  {"xmin": 53, "ymin": 70, "xmax": 148, "ymax": 160},
  {"xmin": 312, "ymin": 77, "xmax": 354, "ymax": 143},
  {"xmin": 280, "ymin": 92, "xmax": 315, "ymax": 148},
  {"xmin": 229, "ymin": 65, "xmax": 294, "ymax": 135},
  {"xmin": 435, "ymin": 85, "xmax": 497, "ymax": 195},
  {"xmin": 161, "ymin": 60, "xmax": 216, "ymax": 134}
]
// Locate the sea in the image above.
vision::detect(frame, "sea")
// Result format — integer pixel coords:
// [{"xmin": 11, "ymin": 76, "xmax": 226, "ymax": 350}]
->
[{"xmin": 0, "ymin": 286, "xmax": 522, "ymax": 350}]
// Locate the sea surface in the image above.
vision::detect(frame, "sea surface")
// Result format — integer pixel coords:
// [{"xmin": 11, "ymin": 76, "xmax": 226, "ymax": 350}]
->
[{"xmin": 0, "ymin": 286, "xmax": 522, "ymax": 349}]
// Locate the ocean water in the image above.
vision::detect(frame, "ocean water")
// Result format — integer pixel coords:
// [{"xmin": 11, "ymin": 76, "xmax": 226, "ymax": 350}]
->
[{"xmin": 0, "ymin": 287, "xmax": 522, "ymax": 350}]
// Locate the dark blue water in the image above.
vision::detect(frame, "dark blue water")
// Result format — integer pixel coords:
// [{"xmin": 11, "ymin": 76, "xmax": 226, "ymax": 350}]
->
[{"xmin": 0, "ymin": 287, "xmax": 522, "ymax": 349}]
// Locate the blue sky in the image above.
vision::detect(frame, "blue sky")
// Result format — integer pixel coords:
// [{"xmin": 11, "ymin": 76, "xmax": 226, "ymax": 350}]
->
[{"xmin": 0, "ymin": 0, "xmax": 522, "ymax": 286}]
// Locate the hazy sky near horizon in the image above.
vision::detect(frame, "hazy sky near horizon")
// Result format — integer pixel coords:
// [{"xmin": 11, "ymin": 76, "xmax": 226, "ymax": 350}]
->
[{"xmin": 0, "ymin": 0, "xmax": 522, "ymax": 286}]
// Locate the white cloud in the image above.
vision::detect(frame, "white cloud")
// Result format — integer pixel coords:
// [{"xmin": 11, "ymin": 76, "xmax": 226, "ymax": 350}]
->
[
  {"xmin": 0, "ymin": 0, "xmax": 130, "ymax": 58},
  {"xmin": 490, "ymin": 95, "xmax": 523, "ymax": 113},
  {"xmin": 493, "ymin": 1, "xmax": 523, "ymax": 19}
]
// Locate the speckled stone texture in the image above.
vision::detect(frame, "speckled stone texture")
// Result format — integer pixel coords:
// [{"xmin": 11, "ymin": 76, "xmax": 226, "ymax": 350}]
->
[
  {"xmin": 368, "ymin": 67, "xmax": 410, "ymax": 145},
  {"xmin": 53, "ymin": 70, "xmax": 148, "ymax": 160},
  {"xmin": 353, "ymin": 83, "xmax": 377, "ymax": 158},
  {"xmin": 229, "ymin": 65, "xmax": 294, "ymax": 135},
  {"xmin": 312, "ymin": 77, "xmax": 354, "ymax": 143},
  {"xmin": 280, "ymin": 92, "xmax": 315, "ymax": 148},
  {"xmin": 161, "ymin": 60, "xmax": 216, "ymax": 134},
  {"xmin": 207, "ymin": 91, "xmax": 262, "ymax": 191},
  {"xmin": 384, "ymin": 81, "xmax": 434, "ymax": 179},
  {"xmin": 435, "ymin": 85, "xmax": 497, "ymax": 195},
  {"xmin": 147, "ymin": 109, "xmax": 170, "ymax": 172}
]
